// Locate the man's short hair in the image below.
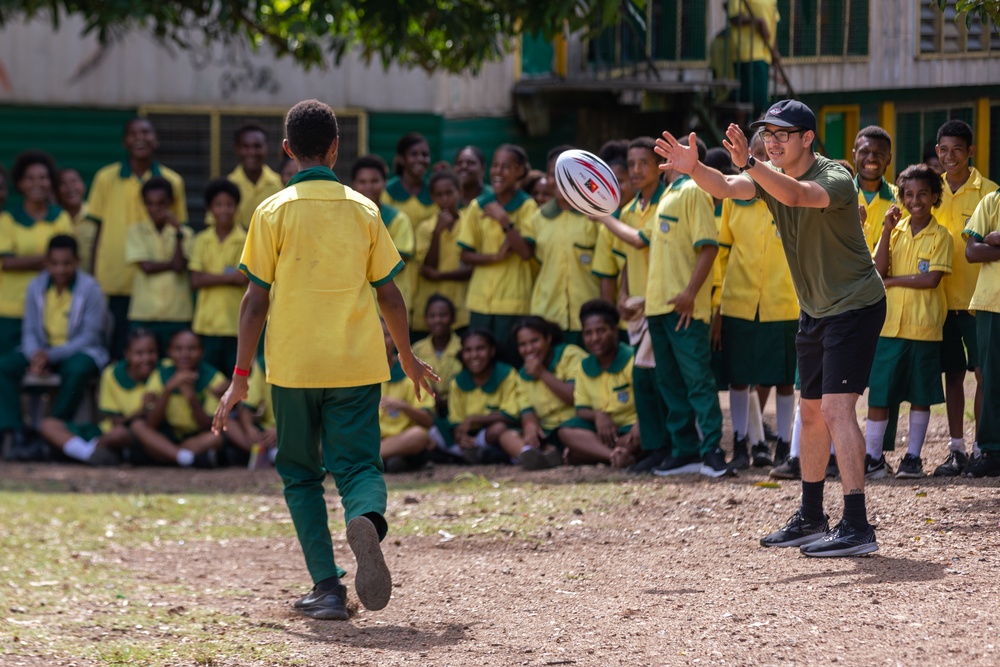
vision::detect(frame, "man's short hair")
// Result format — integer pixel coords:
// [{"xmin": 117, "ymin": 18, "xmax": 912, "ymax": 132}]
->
[
  {"xmin": 234, "ymin": 123, "xmax": 268, "ymax": 145},
  {"xmin": 936, "ymin": 119, "xmax": 973, "ymax": 148},
  {"xmin": 285, "ymin": 100, "xmax": 339, "ymax": 160},
  {"xmin": 855, "ymin": 125, "xmax": 892, "ymax": 151},
  {"xmin": 47, "ymin": 234, "xmax": 79, "ymax": 257},
  {"xmin": 204, "ymin": 178, "xmax": 241, "ymax": 207},
  {"xmin": 141, "ymin": 176, "xmax": 175, "ymax": 201}
]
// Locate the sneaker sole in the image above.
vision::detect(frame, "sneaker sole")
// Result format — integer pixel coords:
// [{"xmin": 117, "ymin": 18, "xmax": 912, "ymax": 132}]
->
[
  {"xmin": 346, "ymin": 517, "xmax": 392, "ymax": 611},
  {"xmin": 760, "ymin": 531, "xmax": 828, "ymax": 548},
  {"xmin": 768, "ymin": 470, "xmax": 800, "ymax": 480},
  {"xmin": 297, "ymin": 601, "xmax": 350, "ymax": 620},
  {"xmin": 865, "ymin": 468, "xmax": 889, "ymax": 480},
  {"xmin": 653, "ymin": 462, "xmax": 703, "ymax": 476},
  {"xmin": 700, "ymin": 464, "xmax": 734, "ymax": 478},
  {"xmin": 894, "ymin": 471, "xmax": 924, "ymax": 479},
  {"xmin": 801, "ymin": 541, "xmax": 879, "ymax": 557}
]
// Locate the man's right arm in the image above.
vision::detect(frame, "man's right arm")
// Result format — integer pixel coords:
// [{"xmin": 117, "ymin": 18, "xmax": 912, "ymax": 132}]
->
[{"xmin": 654, "ymin": 131, "xmax": 757, "ymax": 202}]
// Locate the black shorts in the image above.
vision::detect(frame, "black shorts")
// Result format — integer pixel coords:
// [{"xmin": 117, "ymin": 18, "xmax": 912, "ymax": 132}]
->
[{"xmin": 797, "ymin": 298, "xmax": 886, "ymax": 400}]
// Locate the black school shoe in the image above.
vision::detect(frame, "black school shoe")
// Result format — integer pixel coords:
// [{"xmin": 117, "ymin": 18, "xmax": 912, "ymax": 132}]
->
[
  {"xmin": 652, "ymin": 453, "xmax": 702, "ymax": 476},
  {"xmin": 347, "ymin": 516, "xmax": 392, "ymax": 611},
  {"xmin": 800, "ymin": 520, "xmax": 878, "ymax": 557},
  {"xmin": 627, "ymin": 448, "xmax": 670, "ymax": 474},
  {"xmin": 293, "ymin": 582, "xmax": 349, "ymax": 620},
  {"xmin": 729, "ymin": 436, "xmax": 750, "ymax": 470},
  {"xmin": 751, "ymin": 442, "xmax": 773, "ymax": 467},
  {"xmin": 760, "ymin": 511, "xmax": 829, "ymax": 548},
  {"xmin": 702, "ymin": 447, "xmax": 737, "ymax": 478},
  {"xmin": 965, "ymin": 452, "xmax": 1000, "ymax": 478},
  {"xmin": 769, "ymin": 455, "xmax": 800, "ymax": 480}
]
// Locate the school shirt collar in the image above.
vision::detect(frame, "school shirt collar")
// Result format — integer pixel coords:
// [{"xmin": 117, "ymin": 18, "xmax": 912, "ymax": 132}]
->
[
  {"xmin": 113, "ymin": 360, "xmax": 139, "ymax": 390},
  {"xmin": 455, "ymin": 362, "xmax": 513, "ymax": 393},
  {"xmin": 627, "ymin": 182, "xmax": 668, "ymax": 214},
  {"xmin": 519, "ymin": 343, "xmax": 569, "ymax": 380},
  {"xmin": 11, "ymin": 203, "xmax": 64, "ymax": 227},
  {"xmin": 286, "ymin": 165, "xmax": 340, "ymax": 186},
  {"xmin": 476, "ymin": 189, "xmax": 530, "ymax": 213},
  {"xmin": 385, "ymin": 175, "xmax": 433, "ymax": 206},
  {"xmin": 379, "ymin": 203, "xmax": 400, "ymax": 225},
  {"xmin": 119, "ymin": 161, "xmax": 164, "ymax": 179},
  {"xmin": 581, "ymin": 343, "xmax": 633, "ymax": 378},
  {"xmin": 667, "ymin": 174, "xmax": 691, "ymax": 191},
  {"xmin": 46, "ymin": 270, "xmax": 78, "ymax": 293},
  {"xmin": 854, "ymin": 175, "xmax": 895, "ymax": 202}
]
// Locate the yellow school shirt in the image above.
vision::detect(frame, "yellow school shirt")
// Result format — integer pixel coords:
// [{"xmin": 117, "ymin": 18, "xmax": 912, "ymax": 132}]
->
[
  {"xmin": 859, "ymin": 177, "xmax": 900, "ymax": 253},
  {"xmin": 938, "ymin": 168, "xmax": 999, "ymax": 310},
  {"xmin": 457, "ymin": 190, "xmax": 539, "ymax": 315},
  {"xmin": 228, "ymin": 165, "xmax": 284, "ymax": 230},
  {"xmin": 380, "ymin": 204, "xmax": 416, "ymax": 314},
  {"xmin": 574, "ymin": 343, "xmax": 637, "ymax": 429},
  {"xmin": 517, "ymin": 343, "xmax": 586, "ymax": 432},
  {"xmin": 97, "ymin": 360, "xmax": 156, "ymax": 433},
  {"xmin": 964, "ymin": 190, "xmax": 1000, "ymax": 314},
  {"xmin": 146, "ymin": 362, "xmax": 226, "ymax": 437},
  {"xmin": 718, "ymin": 197, "xmax": 799, "ymax": 322},
  {"xmin": 124, "ymin": 220, "xmax": 194, "ymax": 322},
  {"xmin": 591, "ymin": 225, "xmax": 622, "ymax": 281},
  {"xmin": 411, "ymin": 333, "xmax": 463, "ymax": 404},
  {"xmin": 242, "ymin": 360, "xmax": 275, "ymax": 429},
  {"xmin": 0, "ymin": 206, "xmax": 73, "ymax": 318},
  {"xmin": 523, "ymin": 201, "xmax": 601, "ymax": 332},
  {"xmin": 728, "ymin": 0, "xmax": 779, "ymax": 63},
  {"xmin": 87, "ymin": 161, "xmax": 188, "ymax": 296},
  {"xmin": 876, "ymin": 217, "xmax": 953, "ymax": 341},
  {"xmin": 70, "ymin": 203, "xmax": 98, "ymax": 275},
  {"xmin": 447, "ymin": 362, "xmax": 520, "ymax": 427},
  {"xmin": 640, "ymin": 176, "xmax": 719, "ymax": 322},
  {"xmin": 602, "ymin": 184, "xmax": 666, "ymax": 300},
  {"xmin": 712, "ymin": 203, "xmax": 724, "ymax": 311},
  {"xmin": 240, "ymin": 166, "xmax": 403, "ymax": 389},
  {"xmin": 379, "ymin": 360, "xmax": 435, "ymax": 438},
  {"xmin": 43, "ymin": 283, "xmax": 73, "ymax": 347},
  {"xmin": 190, "ymin": 226, "xmax": 248, "ymax": 337},
  {"xmin": 412, "ymin": 213, "xmax": 470, "ymax": 331},
  {"xmin": 381, "ymin": 176, "xmax": 437, "ymax": 234}
]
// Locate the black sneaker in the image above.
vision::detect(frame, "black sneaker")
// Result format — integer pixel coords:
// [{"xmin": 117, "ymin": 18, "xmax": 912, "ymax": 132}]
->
[
  {"xmin": 541, "ymin": 446, "xmax": 564, "ymax": 469},
  {"xmin": 773, "ymin": 438, "xmax": 791, "ymax": 467},
  {"xmin": 702, "ymin": 447, "xmax": 736, "ymax": 478},
  {"xmin": 933, "ymin": 450, "xmax": 968, "ymax": 477},
  {"xmin": 769, "ymin": 455, "xmax": 800, "ymax": 480},
  {"xmin": 763, "ymin": 423, "xmax": 779, "ymax": 442},
  {"xmin": 519, "ymin": 447, "xmax": 547, "ymax": 470},
  {"xmin": 87, "ymin": 446, "xmax": 120, "ymax": 467},
  {"xmin": 894, "ymin": 453, "xmax": 925, "ymax": 479},
  {"xmin": 293, "ymin": 582, "xmax": 349, "ymax": 620},
  {"xmin": 825, "ymin": 454, "xmax": 839, "ymax": 479},
  {"xmin": 383, "ymin": 456, "xmax": 410, "ymax": 474},
  {"xmin": 652, "ymin": 453, "xmax": 702, "ymax": 476},
  {"xmin": 193, "ymin": 449, "xmax": 219, "ymax": 469},
  {"xmin": 751, "ymin": 442, "xmax": 773, "ymax": 467},
  {"xmin": 346, "ymin": 516, "xmax": 392, "ymax": 611},
  {"xmin": 800, "ymin": 520, "xmax": 878, "ymax": 557},
  {"xmin": 627, "ymin": 448, "xmax": 670, "ymax": 474},
  {"xmin": 729, "ymin": 436, "xmax": 750, "ymax": 470},
  {"xmin": 864, "ymin": 454, "xmax": 892, "ymax": 480},
  {"xmin": 965, "ymin": 452, "xmax": 1000, "ymax": 478},
  {"xmin": 760, "ymin": 511, "xmax": 829, "ymax": 547}
]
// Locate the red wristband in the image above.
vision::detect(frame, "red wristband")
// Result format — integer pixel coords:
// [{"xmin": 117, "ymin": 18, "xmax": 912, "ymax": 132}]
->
[{"xmin": 233, "ymin": 365, "xmax": 250, "ymax": 377}]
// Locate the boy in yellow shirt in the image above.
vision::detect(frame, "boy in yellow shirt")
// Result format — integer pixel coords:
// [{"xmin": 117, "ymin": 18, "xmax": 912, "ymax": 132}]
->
[
  {"xmin": 212, "ymin": 100, "xmax": 437, "ymax": 620},
  {"xmin": 853, "ymin": 126, "xmax": 900, "ymax": 251},
  {"xmin": 228, "ymin": 124, "xmax": 284, "ymax": 230}
]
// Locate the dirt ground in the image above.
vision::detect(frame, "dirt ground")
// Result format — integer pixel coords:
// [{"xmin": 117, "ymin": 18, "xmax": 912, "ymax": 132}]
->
[{"xmin": 2, "ymin": 396, "xmax": 999, "ymax": 667}]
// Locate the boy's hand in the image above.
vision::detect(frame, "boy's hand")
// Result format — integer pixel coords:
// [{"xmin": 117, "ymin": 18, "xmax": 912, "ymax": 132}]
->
[
  {"xmin": 435, "ymin": 209, "xmax": 456, "ymax": 231},
  {"xmin": 722, "ymin": 125, "xmax": 750, "ymax": 169},
  {"xmin": 482, "ymin": 201, "xmax": 508, "ymax": 224},
  {"xmin": 594, "ymin": 411, "xmax": 618, "ymax": 447},
  {"xmin": 984, "ymin": 231, "xmax": 1000, "ymax": 247},
  {"xmin": 710, "ymin": 312, "xmax": 722, "ymax": 351},
  {"xmin": 521, "ymin": 354, "xmax": 544, "ymax": 380},
  {"xmin": 858, "ymin": 204, "xmax": 868, "ymax": 225},
  {"xmin": 419, "ymin": 264, "xmax": 442, "ymax": 280},
  {"xmin": 399, "ymin": 352, "xmax": 439, "ymax": 402},
  {"xmin": 212, "ymin": 376, "xmax": 249, "ymax": 435},
  {"xmin": 668, "ymin": 289, "xmax": 696, "ymax": 330},
  {"xmin": 884, "ymin": 204, "xmax": 902, "ymax": 231},
  {"xmin": 28, "ymin": 350, "xmax": 49, "ymax": 375},
  {"xmin": 523, "ymin": 421, "xmax": 543, "ymax": 448}
]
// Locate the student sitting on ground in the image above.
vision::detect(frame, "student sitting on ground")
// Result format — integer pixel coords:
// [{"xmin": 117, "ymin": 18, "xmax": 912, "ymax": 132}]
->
[
  {"xmin": 378, "ymin": 319, "xmax": 435, "ymax": 472},
  {"xmin": 39, "ymin": 328, "xmax": 159, "ymax": 466},
  {"xmin": 130, "ymin": 330, "xmax": 227, "ymax": 467},
  {"xmin": 559, "ymin": 300, "xmax": 640, "ymax": 468}
]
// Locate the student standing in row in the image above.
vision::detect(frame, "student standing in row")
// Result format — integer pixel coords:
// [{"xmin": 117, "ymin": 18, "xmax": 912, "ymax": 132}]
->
[{"xmin": 227, "ymin": 124, "xmax": 284, "ymax": 230}]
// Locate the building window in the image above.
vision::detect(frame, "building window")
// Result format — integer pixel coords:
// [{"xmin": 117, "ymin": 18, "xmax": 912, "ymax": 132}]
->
[
  {"xmin": 895, "ymin": 106, "xmax": 974, "ymax": 174},
  {"xmin": 920, "ymin": 0, "xmax": 999, "ymax": 55},
  {"xmin": 588, "ymin": 0, "xmax": 707, "ymax": 69},
  {"xmin": 776, "ymin": 0, "xmax": 870, "ymax": 59}
]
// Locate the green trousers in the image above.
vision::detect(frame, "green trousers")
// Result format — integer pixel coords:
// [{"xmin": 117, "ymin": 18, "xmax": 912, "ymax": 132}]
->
[
  {"xmin": 108, "ymin": 296, "xmax": 130, "ymax": 360},
  {"xmin": 271, "ymin": 383, "xmax": 387, "ymax": 584},
  {"xmin": 0, "ymin": 317, "xmax": 22, "ymax": 354},
  {"xmin": 977, "ymin": 312, "xmax": 1000, "ymax": 452},
  {"xmin": 0, "ymin": 352, "xmax": 99, "ymax": 431},
  {"xmin": 633, "ymin": 365, "xmax": 672, "ymax": 452},
  {"xmin": 647, "ymin": 313, "xmax": 723, "ymax": 457}
]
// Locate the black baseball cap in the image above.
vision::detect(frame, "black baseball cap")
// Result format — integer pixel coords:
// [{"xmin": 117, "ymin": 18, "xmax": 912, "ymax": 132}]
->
[{"xmin": 750, "ymin": 99, "xmax": 817, "ymax": 134}]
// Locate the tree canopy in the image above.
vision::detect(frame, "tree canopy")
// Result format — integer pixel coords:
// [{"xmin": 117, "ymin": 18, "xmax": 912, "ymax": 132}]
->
[
  {"xmin": 0, "ymin": 0, "xmax": 630, "ymax": 73},
  {"xmin": 933, "ymin": 0, "xmax": 1000, "ymax": 28}
]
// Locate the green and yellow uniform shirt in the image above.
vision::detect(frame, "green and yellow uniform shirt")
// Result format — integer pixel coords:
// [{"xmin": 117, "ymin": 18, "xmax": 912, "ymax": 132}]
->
[
  {"xmin": 43, "ymin": 282, "xmax": 73, "ymax": 347},
  {"xmin": 964, "ymin": 190, "xmax": 1000, "ymax": 314},
  {"xmin": 381, "ymin": 176, "xmax": 437, "ymax": 235},
  {"xmin": 0, "ymin": 205, "xmax": 73, "ymax": 318},
  {"xmin": 411, "ymin": 333, "xmax": 463, "ymax": 404},
  {"xmin": 240, "ymin": 166, "xmax": 403, "ymax": 389},
  {"xmin": 242, "ymin": 360, "xmax": 275, "ymax": 430},
  {"xmin": 228, "ymin": 165, "xmax": 284, "ymax": 230},
  {"xmin": 146, "ymin": 362, "xmax": 226, "ymax": 437},
  {"xmin": 594, "ymin": 184, "xmax": 666, "ymax": 300},
  {"xmin": 574, "ymin": 343, "xmax": 637, "ymax": 428},
  {"xmin": 70, "ymin": 202, "xmax": 98, "ymax": 275},
  {"xmin": 858, "ymin": 177, "xmax": 900, "ymax": 253},
  {"xmin": 412, "ymin": 213, "xmax": 470, "ymax": 331},
  {"xmin": 718, "ymin": 197, "xmax": 799, "ymax": 322},
  {"xmin": 640, "ymin": 176, "xmax": 719, "ymax": 322},
  {"xmin": 379, "ymin": 360, "xmax": 435, "ymax": 438},
  {"xmin": 457, "ymin": 190, "xmax": 539, "ymax": 315},
  {"xmin": 97, "ymin": 361, "xmax": 156, "ymax": 434},
  {"xmin": 517, "ymin": 343, "xmax": 586, "ymax": 432},
  {"xmin": 876, "ymin": 217, "xmax": 953, "ymax": 341},
  {"xmin": 124, "ymin": 220, "xmax": 194, "ymax": 322},
  {"xmin": 447, "ymin": 362, "xmax": 520, "ymax": 428},
  {"xmin": 728, "ymin": 0, "xmax": 779, "ymax": 64},
  {"xmin": 591, "ymin": 225, "xmax": 622, "ymax": 281},
  {"xmin": 190, "ymin": 226, "xmax": 247, "ymax": 337},
  {"xmin": 938, "ymin": 168, "xmax": 1000, "ymax": 311},
  {"xmin": 523, "ymin": 201, "xmax": 601, "ymax": 332},
  {"xmin": 380, "ymin": 204, "xmax": 416, "ymax": 314},
  {"xmin": 86, "ymin": 161, "xmax": 187, "ymax": 296}
]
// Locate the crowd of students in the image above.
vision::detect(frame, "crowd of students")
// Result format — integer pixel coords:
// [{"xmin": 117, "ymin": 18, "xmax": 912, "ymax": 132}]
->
[{"xmin": 0, "ymin": 114, "xmax": 997, "ymax": 479}]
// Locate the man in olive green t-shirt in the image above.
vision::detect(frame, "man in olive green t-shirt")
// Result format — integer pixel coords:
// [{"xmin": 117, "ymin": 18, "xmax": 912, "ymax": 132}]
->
[{"xmin": 656, "ymin": 100, "xmax": 886, "ymax": 558}]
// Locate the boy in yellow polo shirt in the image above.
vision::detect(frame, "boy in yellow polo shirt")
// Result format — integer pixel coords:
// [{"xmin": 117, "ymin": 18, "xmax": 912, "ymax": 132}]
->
[
  {"xmin": 932, "ymin": 120, "xmax": 999, "ymax": 476},
  {"xmin": 86, "ymin": 117, "xmax": 187, "ymax": 358},
  {"xmin": 125, "ymin": 178, "xmax": 194, "ymax": 355},
  {"xmin": 190, "ymin": 180, "xmax": 248, "ymax": 375},
  {"xmin": 212, "ymin": 100, "xmax": 437, "ymax": 620},
  {"xmin": 865, "ymin": 165, "xmax": 952, "ymax": 479},
  {"xmin": 228, "ymin": 124, "xmax": 284, "ymax": 230},
  {"xmin": 853, "ymin": 126, "xmax": 901, "ymax": 251},
  {"xmin": 963, "ymin": 189, "xmax": 1000, "ymax": 476}
]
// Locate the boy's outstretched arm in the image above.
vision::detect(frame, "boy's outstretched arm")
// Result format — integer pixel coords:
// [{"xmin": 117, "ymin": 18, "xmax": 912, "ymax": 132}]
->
[
  {"xmin": 212, "ymin": 282, "xmax": 270, "ymax": 434},
  {"xmin": 376, "ymin": 281, "xmax": 440, "ymax": 400}
]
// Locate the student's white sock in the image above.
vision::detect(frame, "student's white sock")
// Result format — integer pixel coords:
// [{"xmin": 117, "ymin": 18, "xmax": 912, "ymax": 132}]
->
[
  {"xmin": 428, "ymin": 426, "xmax": 447, "ymax": 451},
  {"xmin": 473, "ymin": 430, "xmax": 489, "ymax": 448},
  {"xmin": 973, "ymin": 441, "xmax": 982, "ymax": 457},
  {"xmin": 950, "ymin": 437, "xmax": 966, "ymax": 453},
  {"xmin": 830, "ymin": 441, "xmax": 836, "ymax": 456},
  {"xmin": 907, "ymin": 411, "xmax": 931, "ymax": 458},
  {"xmin": 63, "ymin": 436, "xmax": 98, "ymax": 462},
  {"xmin": 865, "ymin": 419, "xmax": 888, "ymax": 459},
  {"xmin": 268, "ymin": 446, "xmax": 278, "ymax": 463},
  {"xmin": 790, "ymin": 405, "xmax": 802, "ymax": 458},
  {"xmin": 748, "ymin": 391, "xmax": 765, "ymax": 445},
  {"xmin": 729, "ymin": 387, "xmax": 750, "ymax": 439},
  {"xmin": 775, "ymin": 393, "xmax": 795, "ymax": 442},
  {"xmin": 176, "ymin": 449, "xmax": 195, "ymax": 467}
]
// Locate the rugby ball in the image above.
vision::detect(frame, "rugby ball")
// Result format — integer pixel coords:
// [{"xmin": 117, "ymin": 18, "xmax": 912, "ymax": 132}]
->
[{"xmin": 554, "ymin": 149, "xmax": 621, "ymax": 217}]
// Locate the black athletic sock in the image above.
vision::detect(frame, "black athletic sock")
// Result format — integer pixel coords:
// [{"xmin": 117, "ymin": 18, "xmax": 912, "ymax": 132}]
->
[
  {"xmin": 800, "ymin": 480, "xmax": 825, "ymax": 521},
  {"xmin": 842, "ymin": 493, "xmax": 869, "ymax": 530},
  {"xmin": 364, "ymin": 511, "xmax": 389, "ymax": 541},
  {"xmin": 315, "ymin": 576, "xmax": 341, "ymax": 591}
]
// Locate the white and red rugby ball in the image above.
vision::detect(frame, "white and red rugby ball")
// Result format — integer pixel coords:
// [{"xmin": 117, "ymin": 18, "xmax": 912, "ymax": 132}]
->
[{"xmin": 554, "ymin": 149, "xmax": 621, "ymax": 216}]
